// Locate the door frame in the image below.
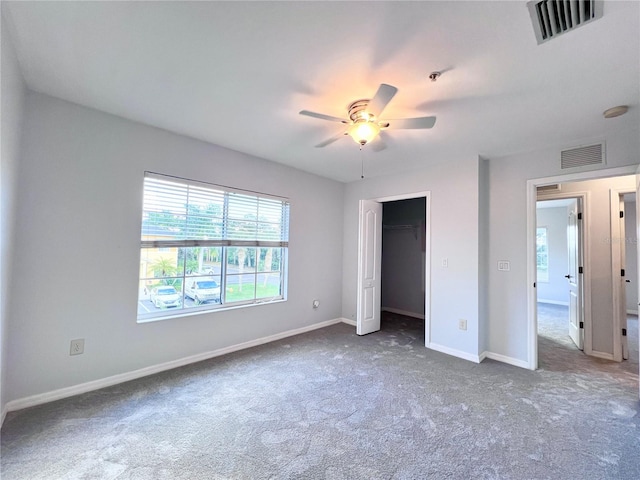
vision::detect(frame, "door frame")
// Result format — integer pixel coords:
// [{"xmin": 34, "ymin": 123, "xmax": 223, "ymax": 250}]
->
[
  {"xmin": 636, "ymin": 167, "xmax": 640, "ymax": 398},
  {"xmin": 535, "ymin": 193, "xmax": 589, "ymax": 356},
  {"xmin": 356, "ymin": 191, "xmax": 431, "ymax": 345},
  {"xmin": 610, "ymin": 188, "xmax": 636, "ymax": 362},
  {"xmin": 526, "ymin": 165, "xmax": 638, "ymax": 370}
]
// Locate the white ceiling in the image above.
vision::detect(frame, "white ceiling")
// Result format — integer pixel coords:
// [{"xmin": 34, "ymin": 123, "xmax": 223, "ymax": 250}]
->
[{"xmin": 3, "ymin": 1, "xmax": 639, "ymax": 183}]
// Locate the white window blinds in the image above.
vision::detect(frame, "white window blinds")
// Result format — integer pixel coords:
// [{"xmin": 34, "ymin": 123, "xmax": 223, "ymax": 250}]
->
[{"xmin": 141, "ymin": 173, "xmax": 290, "ymax": 249}]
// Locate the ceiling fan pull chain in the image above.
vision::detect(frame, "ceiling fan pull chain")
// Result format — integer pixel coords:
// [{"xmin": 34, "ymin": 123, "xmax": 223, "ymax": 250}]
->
[{"xmin": 360, "ymin": 147, "xmax": 365, "ymax": 179}]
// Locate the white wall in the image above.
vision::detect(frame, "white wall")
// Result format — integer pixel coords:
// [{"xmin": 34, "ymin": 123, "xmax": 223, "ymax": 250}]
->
[
  {"xmin": 536, "ymin": 206, "xmax": 569, "ymax": 305},
  {"xmin": 343, "ymin": 156, "xmax": 481, "ymax": 360},
  {"xmin": 6, "ymin": 92, "xmax": 345, "ymax": 404},
  {"xmin": 624, "ymin": 199, "xmax": 638, "ymax": 313},
  {"xmin": 486, "ymin": 128, "xmax": 640, "ymax": 365},
  {"xmin": 1, "ymin": 12, "xmax": 27, "ymax": 419}
]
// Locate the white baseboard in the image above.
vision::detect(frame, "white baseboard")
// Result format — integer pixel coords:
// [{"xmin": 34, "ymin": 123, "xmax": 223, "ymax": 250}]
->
[
  {"xmin": 382, "ymin": 307, "xmax": 425, "ymax": 320},
  {"xmin": 481, "ymin": 351, "xmax": 530, "ymax": 369},
  {"xmin": 626, "ymin": 309, "xmax": 638, "ymax": 316},
  {"xmin": 588, "ymin": 350, "xmax": 615, "ymax": 361},
  {"xmin": 1, "ymin": 405, "xmax": 7, "ymax": 426},
  {"xmin": 427, "ymin": 342, "xmax": 481, "ymax": 363},
  {"xmin": 5, "ymin": 317, "xmax": 346, "ymax": 414},
  {"xmin": 340, "ymin": 317, "xmax": 356, "ymax": 326},
  {"xmin": 537, "ymin": 300, "xmax": 569, "ymax": 306}
]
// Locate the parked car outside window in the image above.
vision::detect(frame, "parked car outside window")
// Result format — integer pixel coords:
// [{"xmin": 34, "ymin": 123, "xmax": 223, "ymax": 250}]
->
[
  {"xmin": 150, "ymin": 286, "xmax": 182, "ymax": 309},
  {"xmin": 185, "ymin": 279, "xmax": 221, "ymax": 305}
]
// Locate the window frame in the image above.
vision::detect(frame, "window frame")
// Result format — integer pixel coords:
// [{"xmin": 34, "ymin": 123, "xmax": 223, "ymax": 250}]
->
[
  {"xmin": 536, "ymin": 226, "xmax": 549, "ymax": 283},
  {"xmin": 137, "ymin": 172, "xmax": 289, "ymax": 322}
]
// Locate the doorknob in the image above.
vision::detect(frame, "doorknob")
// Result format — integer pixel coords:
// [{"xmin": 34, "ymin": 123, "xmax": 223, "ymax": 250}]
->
[{"xmin": 564, "ymin": 275, "xmax": 571, "ymax": 279}]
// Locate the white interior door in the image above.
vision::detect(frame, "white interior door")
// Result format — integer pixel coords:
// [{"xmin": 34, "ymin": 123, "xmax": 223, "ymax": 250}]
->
[
  {"xmin": 357, "ymin": 199, "xmax": 382, "ymax": 335},
  {"xmin": 567, "ymin": 199, "xmax": 584, "ymax": 350},
  {"xmin": 619, "ymin": 195, "xmax": 629, "ymax": 360}
]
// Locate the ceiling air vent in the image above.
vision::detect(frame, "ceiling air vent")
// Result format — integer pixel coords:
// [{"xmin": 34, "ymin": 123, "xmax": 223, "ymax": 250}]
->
[
  {"xmin": 527, "ymin": 0, "xmax": 603, "ymax": 45},
  {"xmin": 560, "ymin": 143, "xmax": 605, "ymax": 169}
]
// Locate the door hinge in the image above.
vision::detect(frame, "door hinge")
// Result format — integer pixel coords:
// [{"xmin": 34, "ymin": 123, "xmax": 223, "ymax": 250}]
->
[
  {"xmin": 579, "ymin": 321, "xmax": 584, "ymax": 329},
  {"xmin": 620, "ymin": 211, "xmax": 624, "ymax": 218},
  {"xmin": 533, "ymin": 282, "xmax": 536, "ymax": 288},
  {"xmin": 622, "ymin": 328, "xmax": 627, "ymax": 336},
  {"xmin": 577, "ymin": 212, "xmax": 582, "ymax": 220},
  {"xmin": 621, "ymin": 268, "xmax": 625, "ymax": 277},
  {"xmin": 579, "ymin": 266, "xmax": 583, "ymax": 274}
]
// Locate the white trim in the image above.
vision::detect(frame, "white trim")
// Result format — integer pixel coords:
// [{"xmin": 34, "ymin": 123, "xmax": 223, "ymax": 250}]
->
[
  {"xmin": 341, "ymin": 317, "xmax": 357, "ymax": 326},
  {"xmin": 5, "ymin": 317, "xmax": 345, "ymax": 414},
  {"xmin": 533, "ymin": 191, "xmax": 590, "ymax": 358},
  {"xmin": 610, "ymin": 187, "xmax": 636, "ymax": 362},
  {"xmin": 627, "ymin": 309, "xmax": 638, "ymax": 315},
  {"xmin": 427, "ymin": 342, "xmax": 482, "ymax": 363},
  {"xmin": 1, "ymin": 406, "xmax": 7, "ymax": 426},
  {"xmin": 538, "ymin": 299, "xmax": 569, "ymax": 306},
  {"xmin": 589, "ymin": 350, "xmax": 615, "ymax": 361},
  {"xmin": 527, "ymin": 178, "xmax": 538, "ymax": 370},
  {"xmin": 637, "ymin": 165, "xmax": 640, "ymax": 399},
  {"xmin": 481, "ymin": 351, "xmax": 531, "ymax": 370},
  {"xmin": 381, "ymin": 307, "xmax": 425, "ymax": 319}
]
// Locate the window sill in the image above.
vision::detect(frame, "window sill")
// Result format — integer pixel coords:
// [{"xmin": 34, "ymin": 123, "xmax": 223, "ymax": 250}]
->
[{"xmin": 137, "ymin": 297, "xmax": 286, "ymax": 324}]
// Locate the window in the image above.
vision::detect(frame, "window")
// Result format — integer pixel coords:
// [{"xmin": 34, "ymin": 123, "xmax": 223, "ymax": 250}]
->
[
  {"xmin": 536, "ymin": 226, "xmax": 549, "ymax": 282},
  {"xmin": 137, "ymin": 173, "xmax": 289, "ymax": 321}
]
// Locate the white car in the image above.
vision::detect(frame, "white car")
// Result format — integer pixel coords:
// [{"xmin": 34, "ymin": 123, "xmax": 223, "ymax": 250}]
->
[
  {"xmin": 185, "ymin": 278, "xmax": 221, "ymax": 305},
  {"xmin": 150, "ymin": 286, "xmax": 182, "ymax": 308}
]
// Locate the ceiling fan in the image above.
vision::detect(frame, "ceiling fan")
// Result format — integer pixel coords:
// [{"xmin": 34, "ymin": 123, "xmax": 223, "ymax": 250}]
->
[{"xmin": 299, "ymin": 84, "xmax": 436, "ymax": 149}]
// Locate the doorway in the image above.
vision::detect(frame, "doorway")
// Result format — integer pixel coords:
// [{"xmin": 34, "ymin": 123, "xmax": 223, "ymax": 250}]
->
[
  {"xmin": 356, "ymin": 191, "xmax": 431, "ymax": 344},
  {"xmin": 612, "ymin": 191, "xmax": 638, "ymax": 364},
  {"xmin": 528, "ymin": 167, "xmax": 639, "ymax": 371},
  {"xmin": 536, "ymin": 197, "xmax": 585, "ymax": 366},
  {"xmin": 380, "ymin": 198, "xmax": 426, "ymax": 335}
]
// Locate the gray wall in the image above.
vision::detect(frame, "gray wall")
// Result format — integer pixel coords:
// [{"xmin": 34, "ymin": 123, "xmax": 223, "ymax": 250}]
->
[
  {"xmin": 6, "ymin": 92, "xmax": 345, "ymax": 404},
  {"xmin": 1, "ymin": 13, "xmax": 27, "ymax": 419},
  {"xmin": 381, "ymin": 198, "xmax": 425, "ymax": 318},
  {"xmin": 343, "ymin": 156, "xmax": 481, "ymax": 360},
  {"xmin": 486, "ymin": 127, "xmax": 639, "ymax": 364},
  {"xmin": 536, "ymin": 205, "xmax": 569, "ymax": 305}
]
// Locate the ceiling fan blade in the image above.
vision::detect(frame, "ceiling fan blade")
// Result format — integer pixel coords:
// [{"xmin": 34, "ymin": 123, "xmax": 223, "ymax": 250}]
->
[
  {"xmin": 300, "ymin": 110, "xmax": 347, "ymax": 123},
  {"xmin": 387, "ymin": 116, "xmax": 436, "ymax": 129},
  {"xmin": 367, "ymin": 84, "xmax": 398, "ymax": 118},
  {"xmin": 315, "ymin": 131, "xmax": 347, "ymax": 148}
]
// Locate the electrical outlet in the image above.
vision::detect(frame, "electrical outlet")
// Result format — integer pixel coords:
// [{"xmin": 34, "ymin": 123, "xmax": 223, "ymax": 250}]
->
[
  {"xmin": 442, "ymin": 258, "xmax": 448, "ymax": 268},
  {"xmin": 312, "ymin": 299, "xmax": 320, "ymax": 309},
  {"xmin": 458, "ymin": 319, "xmax": 467, "ymax": 331},
  {"xmin": 70, "ymin": 339, "xmax": 84, "ymax": 355}
]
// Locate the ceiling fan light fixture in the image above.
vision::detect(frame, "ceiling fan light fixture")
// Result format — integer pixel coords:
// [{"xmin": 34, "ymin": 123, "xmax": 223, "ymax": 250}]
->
[{"xmin": 348, "ymin": 121, "xmax": 380, "ymax": 146}]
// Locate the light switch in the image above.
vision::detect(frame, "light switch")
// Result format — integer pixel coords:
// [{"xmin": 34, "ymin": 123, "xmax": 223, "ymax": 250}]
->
[{"xmin": 497, "ymin": 261, "xmax": 511, "ymax": 271}]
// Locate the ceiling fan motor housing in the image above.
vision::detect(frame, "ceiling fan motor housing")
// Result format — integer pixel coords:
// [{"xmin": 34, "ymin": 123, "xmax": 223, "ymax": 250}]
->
[{"xmin": 348, "ymin": 99, "xmax": 372, "ymax": 122}]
